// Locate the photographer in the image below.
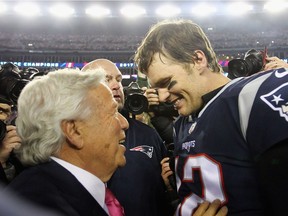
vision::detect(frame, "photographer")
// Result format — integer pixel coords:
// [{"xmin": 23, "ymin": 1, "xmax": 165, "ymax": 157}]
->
[
  {"xmin": 144, "ymin": 87, "xmax": 177, "ymax": 145},
  {"xmin": 228, "ymin": 49, "xmax": 288, "ymax": 79},
  {"xmin": 0, "ymin": 99, "xmax": 22, "ymax": 184},
  {"xmin": 123, "ymin": 79, "xmax": 180, "ymax": 208},
  {"xmin": 0, "ymin": 63, "xmax": 28, "ymax": 184},
  {"xmin": 137, "ymin": 70, "xmax": 177, "ymax": 145}
]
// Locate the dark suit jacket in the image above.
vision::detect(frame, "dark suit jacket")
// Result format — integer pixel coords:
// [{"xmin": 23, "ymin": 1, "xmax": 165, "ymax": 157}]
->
[
  {"xmin": 6, "ymin": 160, "xmax": 109, "ymax": 216},
  {"xmin": 0, "ymin": 153, "xmax": 24, "ymax": 184}
]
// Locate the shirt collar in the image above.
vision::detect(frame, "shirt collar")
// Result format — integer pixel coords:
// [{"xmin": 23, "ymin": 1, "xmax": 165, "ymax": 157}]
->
[
  {"xmin": 201, "ymin": 85, "xmax": 224, "ymax": 106},
  {"xmin": 189, "ymin": 85, "xmax": 225, "ymax": 121},
  {"xmin": 50, "ymin": 157, "xmax": 106, "ymax": 209}
]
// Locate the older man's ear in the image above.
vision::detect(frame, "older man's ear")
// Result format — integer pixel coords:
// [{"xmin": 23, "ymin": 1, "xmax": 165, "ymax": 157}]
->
[{"xmin": 61, "ymin": 120, "xmax": 84, "ymax": 149}]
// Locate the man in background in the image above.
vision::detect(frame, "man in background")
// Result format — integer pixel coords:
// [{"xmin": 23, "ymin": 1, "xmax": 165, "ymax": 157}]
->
[
  {"xmin": 0, "ymin": 62, "xmax": 26, "ymax": 184},
  {"xmin": 0, "ymin": 100, "xmax": 22, "ymax": 184}
]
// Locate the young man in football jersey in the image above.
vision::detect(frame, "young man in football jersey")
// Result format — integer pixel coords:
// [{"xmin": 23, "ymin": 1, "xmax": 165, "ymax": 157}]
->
[{"xmin": 134, "ymin": 19, "xmax": 288, "ymax": 216}]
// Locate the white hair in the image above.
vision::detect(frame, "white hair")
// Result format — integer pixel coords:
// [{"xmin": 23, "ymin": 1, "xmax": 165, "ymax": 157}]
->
[{"xmin": 15, "ymin": 68, "xmax": 105, "ymax": 165}]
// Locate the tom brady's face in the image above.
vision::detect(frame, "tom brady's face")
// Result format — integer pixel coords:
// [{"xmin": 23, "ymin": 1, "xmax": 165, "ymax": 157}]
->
[{"xmin": 147, "ymin": 53, "xmax": 205, "ymax": 116}]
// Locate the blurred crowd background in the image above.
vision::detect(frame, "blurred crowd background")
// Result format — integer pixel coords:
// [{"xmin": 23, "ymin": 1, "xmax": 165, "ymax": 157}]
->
[{"xmin": 0, "ymin": 1, "xmax": 288, "ymax": 76}]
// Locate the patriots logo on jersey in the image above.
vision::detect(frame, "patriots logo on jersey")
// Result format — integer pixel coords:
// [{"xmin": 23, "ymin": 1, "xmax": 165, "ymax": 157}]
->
[
  {"xmin": 130, "ymin": 145, "xmax": 154, "ymax": 158},
  {"xmin": 182, "ymin": 140, "xmax": 196, "ymax": 152},
  {"xmin": 260, "ymin": 82, "xmax": 288, "ymax": 121}
]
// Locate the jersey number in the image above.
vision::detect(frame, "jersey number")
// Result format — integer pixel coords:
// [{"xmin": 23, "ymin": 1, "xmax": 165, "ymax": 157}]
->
[{"xmin": 175, "ymin": 154, "xmax": 227, "ymax": 216}]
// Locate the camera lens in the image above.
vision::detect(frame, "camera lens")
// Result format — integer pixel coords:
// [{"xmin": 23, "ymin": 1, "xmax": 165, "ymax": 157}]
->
[
  {"xmin": 228, "ymin": 49, "xmax": 264, "ymax": 79},
  {"xmin": 245, "ymin": 55, "xmax": 263, "ymax": 75},
  {"xmin": 228, "ymin": 59, "xmax": 250, "ymax": 78},
  {"xmin": 123, "ymin": 81, "xmax": 149, "ymax": 115},
  {"xmin": 0, "ymin": 63, "xmax": 29, "ymax": 105},
  {"xmin": 125, "ymin": 93, "xmax": 148, "ymax": 115}
]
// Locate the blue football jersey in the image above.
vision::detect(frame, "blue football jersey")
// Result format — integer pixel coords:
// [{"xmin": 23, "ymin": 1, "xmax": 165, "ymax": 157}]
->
[
  {"xmin": 108, "ymin": 113, "xmax": 172, "ymax": 216},
  {"xmin": 173, "ymin": 68, "xmax": 288, "ymax": 216}
]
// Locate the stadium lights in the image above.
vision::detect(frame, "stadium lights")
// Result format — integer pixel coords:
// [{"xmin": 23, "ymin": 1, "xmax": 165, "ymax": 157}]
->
[
  {"xmin": 191, "ymin": 3, "xmax": 217, "ymax": 17},
  {"xmin": 85, "ymin": 5, "xmax": 111, "ymax": 18},
  {"xmin": 226, "ymin": 2, "xmax": 253, "ymax": 16},
  {"xmin": 0, "ymin": 2, "xmax": 7, "ymax": 14},
  {"xmin": 49, "ymin": 3, "xmax": 75, "ymax": 18},
  {"xmin": 120, "ymin": 5, "xmax": 146, "ymax": 18},
  {"xmin": 264, "ymin": 1, "xmax": 288, "ymax": 13},
  {"xmin": 13, "ymin": 2, "xmax": 41, "ymax": 17},
  {"xmin": 0, "ymin": 1, "xmax": 287, "ymax": 19},
  {"xmin": 155, "ymin": 4, "xmax": 181, "ymax": 17}
]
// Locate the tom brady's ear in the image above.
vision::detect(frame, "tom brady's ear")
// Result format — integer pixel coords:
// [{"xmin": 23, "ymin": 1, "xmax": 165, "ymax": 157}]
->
[
  {"xmin": 193, "ymin": 50, "xmax": 208, "ymax": 72},
  {"xmin": 193, "ymin": 50, "xmax": 207, "ymax": 63}
]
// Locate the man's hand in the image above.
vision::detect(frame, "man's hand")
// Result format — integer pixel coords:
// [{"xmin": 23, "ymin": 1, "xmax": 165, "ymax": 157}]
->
[
  {"xmin": 264, "ymin": 56, "xmax": 288, "ymax": 70},
  {"xmin": 161, "ymin": 157, "xmax": 174, "ymax": 191},
  {"xmin": 0, "ymin": 125, "xmax": 21, "ymax": 167},
  {"xmin": 193, "ymin": 200, "xmax": 228, "ymax": 216},
  {"xmin": 144, "ymin": 88, "xmax": 160, "ymax": 106}
]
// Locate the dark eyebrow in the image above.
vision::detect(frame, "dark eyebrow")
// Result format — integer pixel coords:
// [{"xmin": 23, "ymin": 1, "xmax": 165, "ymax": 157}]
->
[
  {"xmin": 153, "ymin": 77, "xmax": 171, "ymax": 88},
  {"xmin": 168, "ymin": 80, "xmax": 177, "ymax": 90}
]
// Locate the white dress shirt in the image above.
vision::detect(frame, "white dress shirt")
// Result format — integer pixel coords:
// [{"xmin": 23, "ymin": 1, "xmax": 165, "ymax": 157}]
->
[{"xmin": 50, "ymin": 157, "xmax": 109, "ymax": 214}]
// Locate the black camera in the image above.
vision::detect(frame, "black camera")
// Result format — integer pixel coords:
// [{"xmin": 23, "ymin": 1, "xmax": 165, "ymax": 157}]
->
[
  {"xmin": 0, "ymin": 63, "xmax": 29, "ymax": 145},
  {"xmin": 166, "ymin": 143, "xmax": 176, "ymax": 190},
  {"xmin": 124, "ymin": 82, "xmax": 149, "ymax": 115},
  {"xmin": 0, "ymin": 120, "xmax": 7, "ymax": 143},
  {"xmin": 228, "ymin": 48, "xmax": 267, "ymax": 79},
  {"xmin": 0, "ymin": 63, "xmax": 30, "ymax": 105},
  {"xmin": 150, "ymin": 102, "xmax": 178, "ymax": 117}
]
